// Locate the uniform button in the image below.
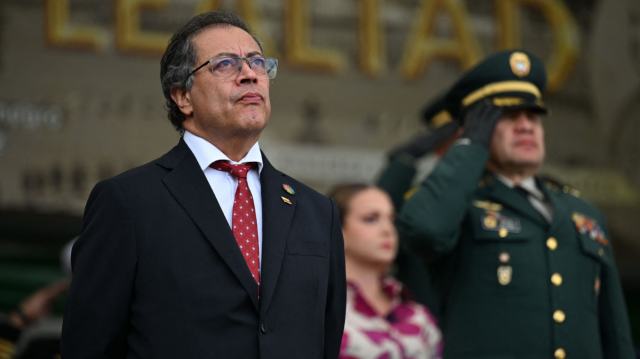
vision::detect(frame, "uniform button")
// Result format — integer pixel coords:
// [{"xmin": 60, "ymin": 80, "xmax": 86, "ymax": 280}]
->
[
  {"xmin": 553, "ymin": 310, "xmax": 566, "ymax": 323},
  {"xmin": 261, "ymin": 323, "xmax": 268, "ymax": 334},
  {"xmin": 598, "ymin": 248, "xmax": 604, "ymax": 257},
  {"xmin": 551, "ymin": 273, "xmax": 563, "ymax": 286},
  {"xmin": 547, "ymin": 237, "xmax": 558, "ymax": 250},
  {"xmin": 555, "ymin": 348, "xmax": 566, "ymax": 359}
]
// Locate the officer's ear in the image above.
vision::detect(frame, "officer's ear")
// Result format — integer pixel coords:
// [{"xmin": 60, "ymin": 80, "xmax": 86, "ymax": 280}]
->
[{"xmin": 171, "ymin": 85, "xmax": 193, "ymax": 117}]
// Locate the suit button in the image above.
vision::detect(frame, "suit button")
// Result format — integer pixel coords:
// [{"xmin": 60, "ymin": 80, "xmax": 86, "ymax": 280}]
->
[
  {"xmin": 555, "ymin": 348, "xmax": 566, "ymax": 359},
  {"xmin": 547, "ymin": 237, "xmax": 558, "ymax": 250},
  {"xmin": 553, "ymin": 310, "xmax": 566, "ymax": 323},
  {"xmin": 261, "ymin": 323, "xmax": 268, "ymax": 334},
  {"xmin": 551, "ymin": 273, "xmax": 563, "ymax": 286}
]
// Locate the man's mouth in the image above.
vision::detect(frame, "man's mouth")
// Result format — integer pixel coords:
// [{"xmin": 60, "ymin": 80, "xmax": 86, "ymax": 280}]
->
[
  {"xmin": 237, "ymin": 92, "xmax": 263, "ymax": 103},
  {"xmin": 514, "ymin": 139, "xmax": 537, "ymax": 148}
]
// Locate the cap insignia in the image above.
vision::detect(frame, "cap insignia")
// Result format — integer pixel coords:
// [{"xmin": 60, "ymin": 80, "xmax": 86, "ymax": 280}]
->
[{"xmin": 509, "ymin": 52, "xmax": 531, "ymax": 78}]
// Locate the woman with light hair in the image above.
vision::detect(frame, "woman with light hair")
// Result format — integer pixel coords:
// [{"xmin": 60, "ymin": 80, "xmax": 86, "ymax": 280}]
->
[{"xmin": 329, "ymin": 184, "xmax": 442, "ymax": 359}]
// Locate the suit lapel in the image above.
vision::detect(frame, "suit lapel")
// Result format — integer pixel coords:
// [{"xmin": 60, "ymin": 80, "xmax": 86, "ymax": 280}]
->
[
  {"xmin": 259, "ymin": 153, "xmax": 297, "ymax": 315},
  {"xmin": 159, "ymin": 139, "xmax": 259, "ymax": 311},
  {"xmin": 482, "ymin": 174, "xmax": 549, "ymax": 229}
]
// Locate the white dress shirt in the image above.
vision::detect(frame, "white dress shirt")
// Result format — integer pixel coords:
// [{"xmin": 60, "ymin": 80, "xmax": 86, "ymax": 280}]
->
[
  {"xmin": 496, "ymin": 174, "xmax": 554, "ymax": 223},
  {"xmin": 183, "ymin": 130, "xmax": 264, "ymax": 268}
]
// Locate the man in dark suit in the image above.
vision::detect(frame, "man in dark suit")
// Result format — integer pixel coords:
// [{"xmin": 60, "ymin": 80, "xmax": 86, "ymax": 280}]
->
[{"xmin": 61, "ymin": 11, "xmax": 346, "ymax": 359}]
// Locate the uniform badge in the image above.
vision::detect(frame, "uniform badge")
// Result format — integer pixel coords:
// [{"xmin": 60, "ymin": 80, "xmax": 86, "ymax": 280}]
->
[
  {"xmin": 484, "ymin": 215, "xmax": 498, "ymax": 229},
  {"xmin": 572, "ymin": 212, "xmax": 609, "ymax": 246},
  {"xmin": 481, "ymin": 210, "xmax": 521, "ymax": 234},
  {"xmin": 473, "ymin": 200, "xmax": 502, "ymax": 211},
  {"xmin": 282, "ymin": 184, "xmax": 295, "ymax": 195},
  {"xmin": 509, "ymin": 52, "xmax": 531, "ymax": 77},
  {"xmin": 498, "ymin": 266, "xmax": 512, "ymax": 285},
  {"xmin": 281, "ymin": 196, "xmax": 292, "ymax": 205}
]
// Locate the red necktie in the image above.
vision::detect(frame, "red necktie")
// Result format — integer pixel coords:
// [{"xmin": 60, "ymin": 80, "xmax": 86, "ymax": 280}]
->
[{"xmin": 210, "ymin": 161, "xmax": 261, "ymax": 290}]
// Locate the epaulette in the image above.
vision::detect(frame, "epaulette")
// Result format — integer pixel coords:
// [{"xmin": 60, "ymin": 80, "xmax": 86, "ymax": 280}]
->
[
  {"xmin": 478, "ymin": 175, "xmax": 494, "ymax": 188},
  {"xmin": 544, "ymin": 180, "xmax": 561, "ymax": 193},
  {"xmin": 562, "ymin": 185, "xmax": 581, "ymax": 198},
  {"xmin": 545, "ymin": 180, "xmax": 580, "ymax": 198},
  {"xmin": 403, "ymin": 186, "xmax": 420, "ymax": 200}
]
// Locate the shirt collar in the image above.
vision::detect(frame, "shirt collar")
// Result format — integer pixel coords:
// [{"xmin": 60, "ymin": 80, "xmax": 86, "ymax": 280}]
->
[
  {"xmin": 183, "ymin": 130, "xmax": 263, "ymax": 176},
  {"xmin": 495, "ymin": 174, "xmax": 545, "ymax": 201}
]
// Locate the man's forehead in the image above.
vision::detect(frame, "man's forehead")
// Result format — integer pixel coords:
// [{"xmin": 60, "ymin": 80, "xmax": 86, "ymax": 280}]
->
[{"xmin": 193, "ymin": 26, "xmax": 261, "ymax": 58}]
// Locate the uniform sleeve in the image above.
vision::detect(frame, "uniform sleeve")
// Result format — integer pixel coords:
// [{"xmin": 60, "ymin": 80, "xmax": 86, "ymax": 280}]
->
[
  {"xmin": 324, "ymin": 198, "xmax": 347, "ymax": 359},
  {"xmin": 60, "ymin": 179, "xmax": 137, "ymax": 359},
  {"xmin": 0, "ymin": 323, "xmax": 20, "ymax": 359},
  {"xmin": 376, "ymin": 156, "xmax": 417, "ymax": 212},
  {"xmin": 397, "ymin": 143, "xmax": 489, "ymax": 258},
  {"xmin": 598, "ymin": 220, "xmax": 635, "ymax": 359}
]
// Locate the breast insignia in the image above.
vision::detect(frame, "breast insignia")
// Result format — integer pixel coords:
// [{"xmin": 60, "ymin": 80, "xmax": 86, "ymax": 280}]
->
[
  {"xmin": 473, "ymin": 200, "xmax": 502, "ymax": 212},
  {"xmin": 572, "ymin": 212, "xmax": 609, "ymax": 246},
  {"xmin": 498, "ymin": 266, "xmax": 512, "ymax": 285},
  {"xmin": 480, "ymin": 209, "xmax": 521, "ymax": 234}
]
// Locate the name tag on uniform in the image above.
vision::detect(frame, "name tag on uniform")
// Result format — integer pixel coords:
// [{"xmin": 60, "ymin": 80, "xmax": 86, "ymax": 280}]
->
[{"xmin": 481, "ymin": 210, "xmax": 521, "ymax": 233}]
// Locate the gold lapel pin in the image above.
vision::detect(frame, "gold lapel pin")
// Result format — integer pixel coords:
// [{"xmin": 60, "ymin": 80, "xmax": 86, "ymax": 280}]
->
[{"xmin": 281, "ymin": 196, "xmax": 292, "ymax": 205}]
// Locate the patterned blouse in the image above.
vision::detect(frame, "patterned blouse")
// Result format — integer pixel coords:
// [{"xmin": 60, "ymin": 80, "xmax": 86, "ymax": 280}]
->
[{"xmin": 340, "ymin": 278, "xmax": 442, "ymax": 359}]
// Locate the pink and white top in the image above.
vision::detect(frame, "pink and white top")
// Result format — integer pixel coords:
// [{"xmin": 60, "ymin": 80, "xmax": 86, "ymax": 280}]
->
[{"xmin": 340, "ymin": 279, "xmax": 442, "ymax": 359}]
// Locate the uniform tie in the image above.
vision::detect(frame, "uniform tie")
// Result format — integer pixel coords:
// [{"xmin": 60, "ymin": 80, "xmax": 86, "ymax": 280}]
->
[
  {"xmin": 210, "ymin": 160, "xmax": 261, "ymax": 291},
  {"xmin": 515, "ymin": 186, "xmax": 530, "ymax": 199}
]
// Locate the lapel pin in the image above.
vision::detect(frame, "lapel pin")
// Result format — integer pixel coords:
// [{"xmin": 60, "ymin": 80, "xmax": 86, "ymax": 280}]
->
[
  {"xmin": 282, "ymin": 184, "xmax": 295, "ymax": 195},
  {"xmin": 281, "ymin": 196, "xmax": 292, "ymax": 205}
]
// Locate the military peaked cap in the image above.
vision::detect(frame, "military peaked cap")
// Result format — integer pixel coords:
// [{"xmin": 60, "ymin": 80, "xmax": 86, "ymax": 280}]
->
[
  {"xmin": 445, "ymin": 49, "xmax": 548, "ymax": 119},
  {"xmin": 421, "ymin": 93, "xmax": 458, "ymax": 129}
]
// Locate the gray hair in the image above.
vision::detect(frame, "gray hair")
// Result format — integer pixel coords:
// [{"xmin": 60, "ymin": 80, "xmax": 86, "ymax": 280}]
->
[{"xmin": 160, "ymin": 11, "xmax": 264, "ymax": 132}]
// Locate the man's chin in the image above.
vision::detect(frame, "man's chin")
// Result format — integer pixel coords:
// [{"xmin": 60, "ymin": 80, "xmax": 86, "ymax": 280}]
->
[{"xmin": 509, "ymin": 157, "xmax": 543, "ymax": 170}]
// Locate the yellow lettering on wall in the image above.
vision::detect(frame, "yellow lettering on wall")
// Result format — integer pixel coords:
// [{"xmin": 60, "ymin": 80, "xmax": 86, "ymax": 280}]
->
[
  {"xmin": 400, "ymin": 0, "xmax": 482, "ymax": 79},
  {"xmin": 45, "ymin": 0, "xmax": 108, "ymax": 51},
  {"xmin": 358, "ymin": 0, "xmax": 385, "ymax": 77},
  {"xmin": 237, "ymin": 0, "xmax": 279, "ymax": 57},
  {"xmin": 495, "ymin": 0, "xmax": 579, "ymax": 92},
  {"xmin": 115, "ymin": 0, "xmax": 172, "ymax": 54},
  {"xmin": 194, "ymin": 0, "xmax": 220, "ymax": 15},
  {"xmin": 284, "ymin": 0, "xmax": 346, "ymax": 73},
  {"xmin": 193, "ymin": 0, "xmax": 278, "ymax": 57}
]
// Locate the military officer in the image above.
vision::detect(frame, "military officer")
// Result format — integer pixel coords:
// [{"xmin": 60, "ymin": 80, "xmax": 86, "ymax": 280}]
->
[{"xmin": 397, "ymin": 50, "xmax": 635, "ymax": 359}]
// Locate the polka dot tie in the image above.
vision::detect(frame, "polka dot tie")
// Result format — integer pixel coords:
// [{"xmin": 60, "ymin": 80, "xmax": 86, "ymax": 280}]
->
[{"xmin": 211, "ymin": 161, "xmax": 260, "ymax": 291}]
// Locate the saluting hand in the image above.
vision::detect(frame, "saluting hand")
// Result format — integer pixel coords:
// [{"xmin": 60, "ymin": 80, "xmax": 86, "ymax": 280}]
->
[
  {"xmin": 388, "ymin": 120, "xmax": 460, "ymax": 161},
  {"xmin": 461, "ymin": 101, "xmax": 503, "ymax": 147}
]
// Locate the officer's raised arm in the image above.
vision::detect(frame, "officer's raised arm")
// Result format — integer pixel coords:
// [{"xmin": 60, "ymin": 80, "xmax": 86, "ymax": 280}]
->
[{"xmin": 397, "ymin": 102, "xmax": 502, "ymax": 258}]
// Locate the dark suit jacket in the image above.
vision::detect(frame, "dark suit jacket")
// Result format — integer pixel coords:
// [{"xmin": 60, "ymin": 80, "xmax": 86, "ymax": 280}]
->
[{"xmin": 60, "ymin": 138, "xmax": 346, "ymax": 359}]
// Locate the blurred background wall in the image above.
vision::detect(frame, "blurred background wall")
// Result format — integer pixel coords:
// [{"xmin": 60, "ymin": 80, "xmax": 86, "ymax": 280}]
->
[{"xmin": 0, "ymin": 0, "xmax": 639, "ymax": 346}]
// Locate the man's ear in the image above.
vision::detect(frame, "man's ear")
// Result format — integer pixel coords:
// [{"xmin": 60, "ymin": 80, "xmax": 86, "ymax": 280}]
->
[{"xmin": 170, "ymin": 86, "xmax": 193, "ymax": 117}]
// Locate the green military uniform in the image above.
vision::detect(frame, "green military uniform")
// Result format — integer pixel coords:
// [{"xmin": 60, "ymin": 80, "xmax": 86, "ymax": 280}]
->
[
  {"xmin": 398, "ymin": 50, "xmax": 635, "ymax": 359},
  {"xmin": 376, "ymin": 96, "xmax": 459, "ymax": 314}
]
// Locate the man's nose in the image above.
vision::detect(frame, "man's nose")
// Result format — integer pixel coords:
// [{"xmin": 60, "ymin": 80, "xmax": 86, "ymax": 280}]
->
[
  {"xmin": 237, "ymin": 59, "xmax": 258, "ymax": 84},
  {"xmin": 514, "ymin": 113, "xmax": 534, "ymax": 132}
]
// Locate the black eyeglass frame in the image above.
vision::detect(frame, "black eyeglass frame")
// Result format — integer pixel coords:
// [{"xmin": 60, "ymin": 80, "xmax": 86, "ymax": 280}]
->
[{"xmin": 185, "ymin": 56, "xmax": 278, "ymax": 82}]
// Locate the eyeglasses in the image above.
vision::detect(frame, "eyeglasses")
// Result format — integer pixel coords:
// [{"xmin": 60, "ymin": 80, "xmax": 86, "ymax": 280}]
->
[{"xmin": 187, "ymin": 56, "xmax": 278, "ymax": 82}]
